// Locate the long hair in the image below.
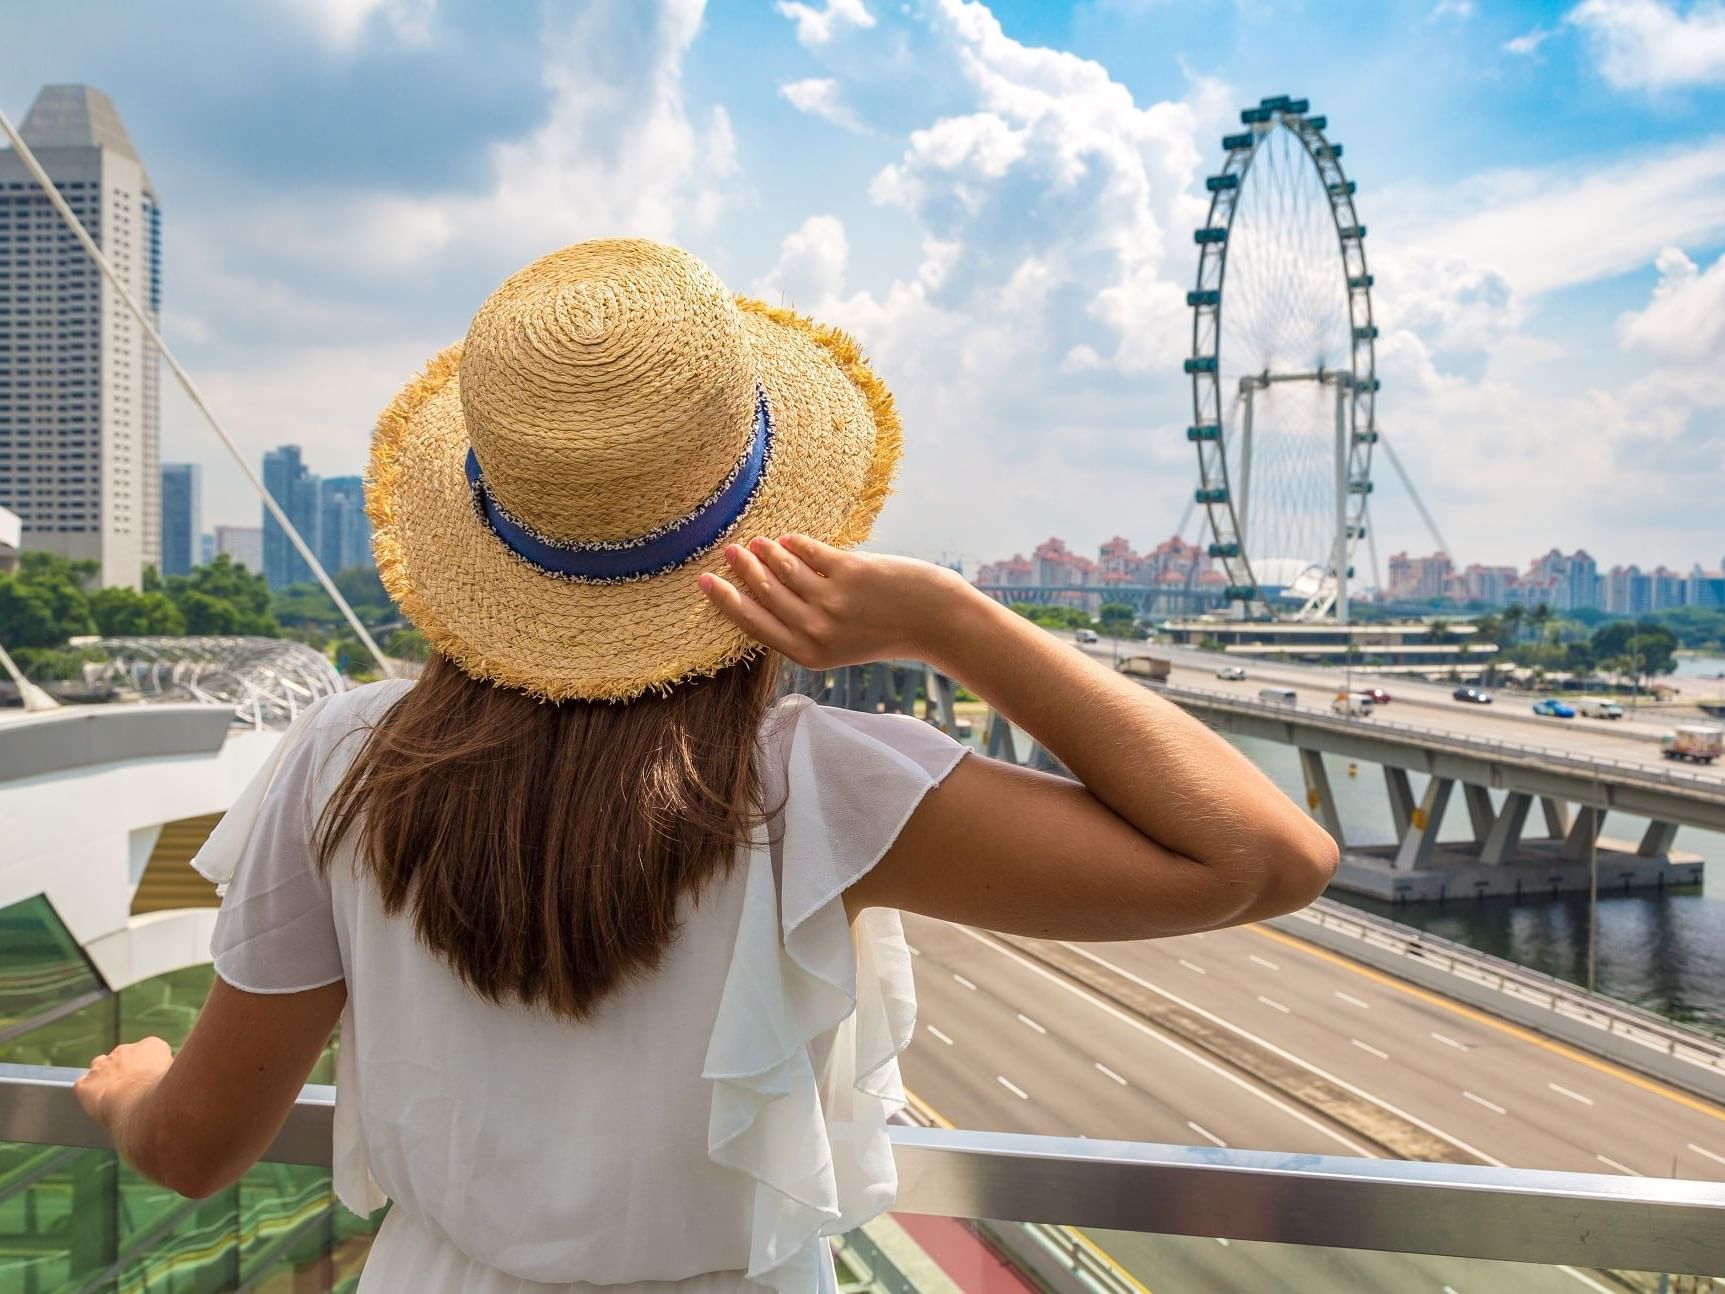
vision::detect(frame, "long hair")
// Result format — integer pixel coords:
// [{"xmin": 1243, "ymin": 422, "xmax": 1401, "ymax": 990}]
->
[{"xmin": 316, "ymin": 650, "xmax": 781, "ymax": 1019}]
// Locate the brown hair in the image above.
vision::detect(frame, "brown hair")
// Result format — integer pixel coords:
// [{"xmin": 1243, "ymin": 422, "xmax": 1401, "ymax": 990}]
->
[{"xmin": 316, "ymin": 650, "xmax": 781, "ymax": 1019}]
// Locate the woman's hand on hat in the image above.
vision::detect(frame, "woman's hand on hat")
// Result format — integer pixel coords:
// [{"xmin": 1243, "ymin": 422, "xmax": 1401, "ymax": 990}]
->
[{"xmin": 700, "ymin": 535, "xmax": 966, "ymax": 671}]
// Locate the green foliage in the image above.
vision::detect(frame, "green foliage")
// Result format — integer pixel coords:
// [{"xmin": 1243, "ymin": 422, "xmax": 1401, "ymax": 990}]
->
[
  {"xmin": 1098, "ymin": 602, "xmax": 1136, "ymax": 635},
  {"xmin": 0, "ymin": 553, "xmax": 97, "ymax": 648},
  {"xmin": 1647, "ymin": 605, "xmax": 1725, "ymax": 651},
  {"xmin": 386, "ymin": 626, "xmax": 430, "ymax": 662},
  {"xmin": 88, "ymin": 586, "xmax": 186, "ymax": 637},
  {"xmin": 1008, "ymin": 602, "xmax": 1096, "ymax": 631},
  {"xmin": 1590, "ymin": 619, "xmax": 1678, "ymax": 683}
]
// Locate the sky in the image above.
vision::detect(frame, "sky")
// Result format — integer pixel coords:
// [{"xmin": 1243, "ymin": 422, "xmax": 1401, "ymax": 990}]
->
[{"xmin": 3, "ymin": 0, "xmax": 1724, "ymax": 580}]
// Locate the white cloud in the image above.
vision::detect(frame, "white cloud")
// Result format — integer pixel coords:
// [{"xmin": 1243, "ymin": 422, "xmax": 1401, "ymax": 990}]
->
[
  {"xmin": 1618, "ymin": 246, "xmax": 1725, "ymax": 362},
  {"xmin": 779, "ymin": 77, "xmax": 865, "ymax": 131},
  {"xmin": 775, "ymin": 0, "xmax": 876, "ymax": 48},
  {"xmin": 274, "ymin": 0, "xmax": 435, "ymax": 49},
  {"xmin": 1430, "ymin": 0, "xmax": 1475, "ymax": 18},
  {"xmin": 1568, "ymin": 0, "xmax": 1725, "ymax": 91},
  {"xmin": 1504, "ymin": 25, "xmax": 1556, "ymax": 53},
  {"xmin": 753, "ymin": 214, "xmax": 851, "ymax": 302}
]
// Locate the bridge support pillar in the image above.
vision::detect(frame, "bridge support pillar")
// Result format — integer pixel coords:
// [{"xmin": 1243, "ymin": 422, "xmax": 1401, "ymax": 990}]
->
[
  {"xmin": 1393, "ymin": 776, "xmax": 1454, "ymax": 872},
  {"xmin": 1638, "ymin": 819, "xmax": 1680, "ymax": 859},
  {"xmin": 1298, "ymin": 748, "xmax": 1344, "ymax": 845},
  {"xmin": 1540, "ymin": 797, "xmax": 1571, "ymax": 839},
  {"xmin": 922, "ymin": 666, "xmax": 959, "ymax": 735},
  {"xmin": 1462, "ymin": 783, "xmax": 1496, "ymax": 844},
  {"xmin": 1479, "ymin": 791, "xmax": 1533, "ymax": 866},
  {"xmin": 1561, "ymin": 805, "xmax": 1604, "ymax": 862},
  {"xmin": 1383, "ymin": 767, "xmax": 1416, "ymax": 839}
]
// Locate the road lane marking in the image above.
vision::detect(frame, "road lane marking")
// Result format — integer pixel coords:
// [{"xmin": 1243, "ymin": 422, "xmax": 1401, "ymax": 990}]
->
[
  {"xmin": 950, "ymin": 927, "xmax": 1373, "ymax": 1155},
  {"xmin": 1256, "ymin": 995, "xmax": 1292, "ymax": 1014},
  {"xmin": 1215, "ymin": 1237, "xmax": 1229, "ymax": 1246},
  {"xmin": 997, "ymin": 1075, "xmax": 1029, "ymax": 1100},
  {"xmin": 1251, "ymin": 923, "xmax": 1725, "ymax": 1127},
  {"xmin": 1596, "ymin": 1154, "xmax": 1641, "ymax": 1176},
  {"xmin": 1334, "ymin": 991, "xmax": 1370, "ymax": 1008},
  {"xmin": 1431, "ymin": 1032, "xmax": 1470, "ymax": 1051},
  {"xmin": 1351, "ymin": 1039, "xmax": 1389, "ymax": 1060},
  {"xmin": 1053, "ymin": 940, "xmax": 1499, "ymax": 1165},
  {"xmin": 926, "ymin": 1025, "xmax": 954, "ymax": 1047},
  {"xmin": 1249, "ymin": 954, "xmax": 1281, "ymax": 971},
  {"xmin": 1095, "ymin": 1062, "xmax": 1128, "ymax": 1086},
  {"xmin": 1017, "ymin": 1012, "xmax": 1046, "ymax": 1034},
  {"xmin": 1178, "ymin": 958, "xmax": 1208, "ymax": 975},
  {"xmin": 1188, "ymin": 1121, "xmax": 1226, "ymax": 1147},
  {"xmin": 1463, "ymin": 1091, "xmax": 1506, "ymax": 1115},
  {"xmin": 1687, "ymin": 1142, "xmax": 1725, "ymax": 1168},
  {"xmin": 1549, "ymin": 1083, "xmax": 1594, "ymax": 1106},
  {"xmin": 953, "ymin": 973, "xmax": 977, "ymax": 991}
]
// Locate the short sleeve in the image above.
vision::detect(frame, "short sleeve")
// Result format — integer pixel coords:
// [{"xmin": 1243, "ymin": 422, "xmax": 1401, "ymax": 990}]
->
[
  {"xmin": 702, "ymin": 698, "xmax": 967, "ymax": 1294},
  {"xmin": 193, "ymin": 696, "xmax": 345, "ymax": 995}
]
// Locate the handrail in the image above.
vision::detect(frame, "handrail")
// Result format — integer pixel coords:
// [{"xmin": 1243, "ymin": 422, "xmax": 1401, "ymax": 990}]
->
[{"xmin": 4, "ymin": 1065, "xmax": 1723, "ymax": 1275}]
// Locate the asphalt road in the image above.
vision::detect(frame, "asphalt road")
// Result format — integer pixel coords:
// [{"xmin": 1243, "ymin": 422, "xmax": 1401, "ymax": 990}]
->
[
  {"xmin": 899, "ymin": 914, "xmax": 1725, "ymax": 1292},
  {"xmin": 1062, "ymin": 635, "xmax": 1725, "ymax": 787}
]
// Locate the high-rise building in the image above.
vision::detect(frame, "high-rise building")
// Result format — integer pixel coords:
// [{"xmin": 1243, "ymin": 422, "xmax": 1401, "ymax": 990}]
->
[
  {"xmin": 0, "ymin": 86, "xmax": 162, "ymax": 589},
  {"xmin": 261, "ymin": 445, "xmax": 320, "ymax": 589},
  {"xmin": 214, "ymin": 524, "xmax": 262, "ymax": 575},
  {"xmin": 318, "ymin": 474, "xmax": 371, "ymax": 574},
  {"xmin": 159, "ymin": 462, "xmax": 199, "ymax": 577},
  {"xmin": 198, "ymin": 531, "xmax": 214, "ymax": 566}
]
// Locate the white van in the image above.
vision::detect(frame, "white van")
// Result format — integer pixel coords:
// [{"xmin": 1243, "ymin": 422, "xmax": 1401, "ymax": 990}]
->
[
  {"xmin": 1258, "ymin": 686, "xmax": 1297, "ymax": 707},
  {"xmin": 1331, "ymin": 692, "xmax": 1375, "ymax": 718},
  {"xmin": 1075, "ymin": 628, "xmax": 1099, "ymax": 644},
  {"xmin": 1577, "ymin": 699, "xmax": 1624, "ymax": 720}
]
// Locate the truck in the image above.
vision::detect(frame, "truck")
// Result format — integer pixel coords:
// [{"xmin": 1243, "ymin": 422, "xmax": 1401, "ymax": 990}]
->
[
  {"xmin": 1118, "ymin": 655, "xmax": 1172, "ymax": 684},
  {"xmin": 1661, "ymin": 725, "xmax": 1723, "ymax": 765},
  {"xmin": 1331, "ymin": 692, "xmax": 1375, "ymax": 718}
]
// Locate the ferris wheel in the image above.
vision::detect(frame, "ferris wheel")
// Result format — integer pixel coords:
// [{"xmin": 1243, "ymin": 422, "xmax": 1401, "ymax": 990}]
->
[{"xmin": 1185, "ymin": 95, "xmax": 1379, "ymax": 622}]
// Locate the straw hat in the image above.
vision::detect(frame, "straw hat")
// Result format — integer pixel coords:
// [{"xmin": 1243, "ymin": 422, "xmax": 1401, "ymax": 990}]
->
[{"xmin": 366, "ymin": 238, "xmax": 900, "ymax": 702}]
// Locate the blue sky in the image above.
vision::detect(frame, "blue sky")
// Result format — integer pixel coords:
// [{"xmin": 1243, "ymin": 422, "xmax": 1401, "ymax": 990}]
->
[{"xmin": 4, "ymin": 0, "xmax": 1724, "ymax": 579}]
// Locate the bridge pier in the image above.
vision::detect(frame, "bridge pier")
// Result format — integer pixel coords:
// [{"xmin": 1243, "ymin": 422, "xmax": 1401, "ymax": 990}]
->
[
  {"xmin": 1638, "ymin": 819, "xmax": 1680, "ymax": 860},
  {"xmin": 1298, "ymin": 749, "xmax": 1345, "ymax": 844},
  {"xmin": 1392, "ymin": 776, "xmax": 1454, "ymax": 872},
  {"xmin": 1479, "ymin": 792, "xmax": 1533, "ymax": 866},
  {"xmin": 1462, "ymin": 783, "xmax": 1495, "ymax": 844},
  {"xmin": 1561, "ymin": 805, "xmax": 1604, "ymax": 862}
]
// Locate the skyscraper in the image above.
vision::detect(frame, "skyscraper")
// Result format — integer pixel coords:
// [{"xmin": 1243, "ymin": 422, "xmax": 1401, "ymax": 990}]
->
[
  {"xmin": 214, "ymin": 524, "xmax": 262, "ymax": 575},
  {"xmin": 0, "ymin": 85, "xmax": 162, "ymax": 589},
  {"xmin": 262, "ymin": 445, "xmax": 320, "ymax": 589},
  {"xmin": 159, "ymin": 462, "xmax": 199, "ymax": 576},
  {"xmin": 318, "ymin": 475, "xmax": 371, "ymax": 574}
]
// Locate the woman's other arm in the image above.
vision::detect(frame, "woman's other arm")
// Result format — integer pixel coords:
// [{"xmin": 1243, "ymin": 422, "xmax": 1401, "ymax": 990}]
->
[
  {"xmin": 702, "ymin": 537, "xmax": 1337, "ymax": 940},
  {"xmin": 75, "ymin": 978, "xmax": 345, "ymax": 1198}
]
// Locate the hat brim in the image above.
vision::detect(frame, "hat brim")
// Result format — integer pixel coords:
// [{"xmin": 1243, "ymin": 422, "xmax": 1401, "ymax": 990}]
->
[{"xmin": 367, "ymin": 298, "xmax": 901, "ymax": 702}]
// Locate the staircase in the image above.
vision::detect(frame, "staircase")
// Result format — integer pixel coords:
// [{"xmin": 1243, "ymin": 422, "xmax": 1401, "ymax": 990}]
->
[{"xmin": 131, "ymin": 814, "xmax": 224, "ymax": 914}]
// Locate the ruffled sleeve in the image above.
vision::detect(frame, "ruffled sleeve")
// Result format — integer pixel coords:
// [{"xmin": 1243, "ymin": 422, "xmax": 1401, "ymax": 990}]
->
[{"xmin": 704, "ymin": 697, "xmax": 967, "ymax": 1294}]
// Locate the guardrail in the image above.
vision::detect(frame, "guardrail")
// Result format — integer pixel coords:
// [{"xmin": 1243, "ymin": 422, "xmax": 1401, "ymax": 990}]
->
[
  {"xmin": 1161, "ymin": 681, "xmax": 1724, "ymax": 796},
  {"xmin": 3, "ymin": 1065, "xmax": 1723, "ymax": 1276},
  {"xmin": 1275, "ymin": 898, "xmax": 1725, "ymax": 1104}
]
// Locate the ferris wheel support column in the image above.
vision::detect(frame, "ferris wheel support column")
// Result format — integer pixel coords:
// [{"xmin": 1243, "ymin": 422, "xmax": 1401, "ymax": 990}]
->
[
  {"xmin": 1238, "ymin": 381, "xmax": 1255, "ymax": 551},
  {"xmin": 1333, "ymin": 378, "xmax": 1350, "ymax": 625}
]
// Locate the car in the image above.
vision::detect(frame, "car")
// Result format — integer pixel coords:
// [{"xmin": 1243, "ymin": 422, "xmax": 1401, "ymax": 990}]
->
[
  {"xmin": 1452, "ymin": 687, "xmax": 1493, "ymax": 704},
  {"xmin": 1532, "ymin": 699, "xmax": 1577, "ymax": 719},
  {"xmin": 1075, "ymin": 628, "xmax": 1099, "ymax": 644},
  {"xmin": 1215, "ymin": 665, "xmax": 1247, "ymax": 681},
  {"xmin": 1577, "ymin": 699, "xmax": 1624, "ymax": 720},
  {"xmin": 1361, "ymin": 686, "xmax": 1391, "ymax": 706}
]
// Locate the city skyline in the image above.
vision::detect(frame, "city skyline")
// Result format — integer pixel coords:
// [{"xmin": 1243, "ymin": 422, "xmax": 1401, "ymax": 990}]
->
[{"xmin": 3, "ymin": 4, "xmax": 1723, "ymax": 574}]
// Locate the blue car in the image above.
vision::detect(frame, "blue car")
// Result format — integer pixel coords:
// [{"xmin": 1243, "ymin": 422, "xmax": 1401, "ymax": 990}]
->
[{"xmin": 1532, "ymin": 699, "xmax": 1576, "ymax": 719}]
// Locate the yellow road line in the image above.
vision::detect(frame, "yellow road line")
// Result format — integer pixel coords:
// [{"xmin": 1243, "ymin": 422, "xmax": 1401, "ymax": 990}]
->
[
  {"xmin": 904, "ymin": 1085, "xmax": 1156, "ymax": 1294},
  {"xmin": 1251, "ymin": 923, "xmax": 1725, "ymax": 1127}
]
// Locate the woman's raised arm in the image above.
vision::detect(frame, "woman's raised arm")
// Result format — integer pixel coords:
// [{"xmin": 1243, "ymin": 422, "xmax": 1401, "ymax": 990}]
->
[{"xmin": 701, "ymin": 536, "xmax": 1337, "ymax": 940}]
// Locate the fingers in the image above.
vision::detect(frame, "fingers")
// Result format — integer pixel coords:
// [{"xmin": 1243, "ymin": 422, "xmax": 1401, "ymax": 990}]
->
[
  {"xmin": 746, "ymin": 536, "xmax": 813, "ymax": 597},
  {"xmin": 779, "ymin": 533, "xmax": 844, "ymax": 577},
  {"xmin": 699, "ymin": 569, "xmax": 802, "ymax": 657}
]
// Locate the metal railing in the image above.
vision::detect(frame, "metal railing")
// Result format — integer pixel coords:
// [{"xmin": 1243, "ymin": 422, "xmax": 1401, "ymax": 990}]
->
[
  {"xmin": 1161, "ymin": 681, "xmax": 1725, "ymax": 796},
  {"xmin": 4, "ymin": 1065, "xmax": 1723, "ymax": 1277}
]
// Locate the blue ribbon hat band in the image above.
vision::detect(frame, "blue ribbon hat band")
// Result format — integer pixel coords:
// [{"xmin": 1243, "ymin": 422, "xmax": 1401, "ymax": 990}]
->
[{"xmin": 465, "ymin": 385, "xmax": 774, "ymax": 583}]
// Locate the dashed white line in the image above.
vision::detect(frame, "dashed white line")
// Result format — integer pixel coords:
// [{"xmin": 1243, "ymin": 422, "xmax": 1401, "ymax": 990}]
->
[
  {"xmin": 1688, "ymin": 1142, "xmax": 1725, "ymax": 1168},
  {"xmin": 1016, "ymin": 1012, "xmax": 1046, "ymax": 1034},
  {"xmin": 1596, "ymin": 1154, "xmax": 1642, "ymax": 1177},
  {"xmin": 1443, "ymin": 1286, "xmax": 1461, "ymax": 1294},
  {"xmin": 1430, "ymin": 1031, "xmax": 1469, "ymax": 1051},
  {"xmin": 1549, "ymin": 1082, "xmax": 1593, "ymax": 1106},
  {"xmin": 1463, "ymin": 1091, "xmax": 1506, "ymax": 1115},
  {"xmin": 1095, "ymin": 1062, "xmax": 1128, "ymax": 1086},
  {"xmin": 1188, "ymin": 1121, "xmax": 1226, "ymax": 1147},
  {"xmin": 1178, "ymin": 958, "xmax": 1208, "ymax": 975},
  {"xmin": 1256, "ymin": 995, "xmax": 1291, "ymax": 1014},
  {"xmin": 997, "ymin": 1075, "xmax": 1029, "ymax": 1101},
  {"xmin": 1215, "ymin": 1237, "xmax": 1230, "ymax": 1247},
  {"xmin": 1334, "ymin": 991, "xmax": 1370, "ymax": 1009},
  {"xmin": 1351, "ymin": 1039, "xmax": 1389, "ymax": 1060},
  {"xmin": 926, "ymin": 1025, "xmax": 954, "ymax": 1047},
  {"xmin": 952, "ymin": 973, "xmax": 977, "ymax": 992},
  {"xmin": 1249, "ymin": 954, "xmax": 1281, "ymax": 971}
]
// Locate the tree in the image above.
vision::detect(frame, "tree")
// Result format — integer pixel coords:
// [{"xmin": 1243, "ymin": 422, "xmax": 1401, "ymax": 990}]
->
[
  {"xmin": 0, "ymin": 555, "xmax": 96, "ymax": 648},
  {"xmin": 163, "ymin": 555, "xmax": 278, "ymax": 637},
  {"xmin": 1500, "ymin": 603, "xmax": 1525, "ymax": 646},
  {"xmin": 88, "ymin": 586, "xmax": 186, "ymax": 637},
  {"xmin": 1098, "ymin": 602, "xmax": 1136, "ymax": 637},
  {"xmin": 1424, "ymin": 617, "xmax": 1454, "ymax": 644},
  {"xmin": 1529, "ymin": 602, "xmax": 1554, "ymax": 648},
  {"xmin": 1591, "ymin": 620, "xmax": 1678, "ymax": 688}
]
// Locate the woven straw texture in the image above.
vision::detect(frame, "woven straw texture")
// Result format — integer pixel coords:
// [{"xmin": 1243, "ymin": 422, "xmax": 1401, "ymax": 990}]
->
[{"xmin": 367, "ymin": 239, "xmax": 901, "ymax": 702}]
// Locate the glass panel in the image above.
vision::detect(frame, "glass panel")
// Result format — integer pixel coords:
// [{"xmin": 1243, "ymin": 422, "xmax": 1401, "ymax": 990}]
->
[
  {"xmin": 117, "ymin": 966, "xmax": 214, "ymax": 1052},
  {"xmin": 0, "ymin": 895, "xmax": 106, "ymax": 1035},
  {"xmin": 0, "ymin": 1144, "xmax": 116, "ymax": 1294}
]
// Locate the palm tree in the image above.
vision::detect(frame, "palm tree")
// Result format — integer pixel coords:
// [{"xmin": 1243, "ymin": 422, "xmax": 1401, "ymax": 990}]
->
[
  {"xmin": 1500, "ymin": 603, "xmax": 1525, "ymax": 648},
  {"xmin": 1530, "ymin": 602, "xmax": 1553, "ymax": 648},
  {"xmin": 1425, "ymin": 616, "xmax": 1453, "ymax": 644}
]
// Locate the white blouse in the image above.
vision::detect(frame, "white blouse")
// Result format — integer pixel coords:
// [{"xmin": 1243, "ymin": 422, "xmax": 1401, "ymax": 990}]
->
[{"xmin": 193, "ymin": 681, "xmax": 966, "ymax": 1294}]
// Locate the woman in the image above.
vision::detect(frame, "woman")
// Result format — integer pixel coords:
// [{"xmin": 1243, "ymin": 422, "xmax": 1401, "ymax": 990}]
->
[{"xmin": 73, "ymin": 239, "xmax": 1336, "ymax": 1292}]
